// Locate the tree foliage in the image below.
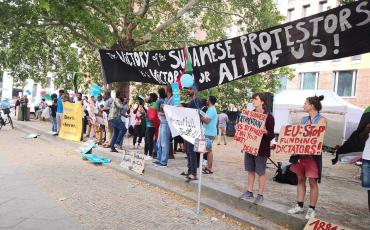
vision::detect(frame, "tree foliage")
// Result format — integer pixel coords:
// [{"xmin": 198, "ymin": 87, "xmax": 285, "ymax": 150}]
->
[{"xmin": 0, "ymin": 0, "xmax": 292, "ymax": 107}]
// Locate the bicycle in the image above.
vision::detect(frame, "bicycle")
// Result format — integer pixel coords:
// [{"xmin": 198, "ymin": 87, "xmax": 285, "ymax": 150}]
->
[{"xmin": 0, "ymin": 107, "xmax": 14, "ymax": 130}]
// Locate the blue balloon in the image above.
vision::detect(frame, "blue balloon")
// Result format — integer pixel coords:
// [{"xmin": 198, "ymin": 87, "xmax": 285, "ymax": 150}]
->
[
  {"xmin": 180, "ymin": 74, "xmax": 194, "ymax": 88},
  {"xmin": 25, "ymin": 90, "xmax": 32, "ymax": 95},
  {"xmin": 89, "ymin": 84, "xmax": 102, "ymax": 96}
]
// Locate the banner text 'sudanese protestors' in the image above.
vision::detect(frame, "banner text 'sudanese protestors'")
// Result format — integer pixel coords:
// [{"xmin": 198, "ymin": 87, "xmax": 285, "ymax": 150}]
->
[
  {"xmin": 288, "ymin": 95, "xmax": 327, "ymax": 220},
  {"xmin": 239, "ymin": 93, "xmax": 275, "ymax": 204},
  {"xmin": 108, "ymin": 91, "xmax": 126, "ymax": 153},
  {"xmin": 201, "ymin": 96, "xmax": 218, "ymax": 174},
  {"xmin": 144, "ymin": 93, "xmax": 160, "ymax": 160},
  {"xmin": 154, "ymin": 85, "xmax": 174, "ymax": 168}
]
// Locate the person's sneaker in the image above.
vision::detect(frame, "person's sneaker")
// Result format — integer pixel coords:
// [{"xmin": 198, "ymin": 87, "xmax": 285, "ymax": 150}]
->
[
  {"xmin": 288, "ymin": 204, "xmax": 304, "ymax": 214},
  {"xmin": 152, "ymin": 161, "xmax": 160, "ymax": 165},
  {"xmin": 239, "ymin": 191, "xmax": 254, "ymax": 200},
  {"xmin": 305, "ymin": 208, "xmax": 316, "ymax": 220},
  {"xmin": 158, "ymin": 163, "xmax": 167, "ymax": 168},
  {"xmin": 52, "ymin": 132, "xmax": 58, "ymax": 136},
  {"xmin": 254, "ymin": 194, "xmax": 264, "ymax": 204},
  {"xmin": 145, "ymin": 155, "xmax": 152, "ymax": 161}
]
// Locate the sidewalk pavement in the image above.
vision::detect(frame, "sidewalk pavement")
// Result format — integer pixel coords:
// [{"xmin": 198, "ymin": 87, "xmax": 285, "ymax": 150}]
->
[
  {"xmin": 13, "ymin": 119, "xmax": 370, "ymax": 230},
  {"xmin": 0, "ymin": 151, "xmax": 82, "ymax": 229}
]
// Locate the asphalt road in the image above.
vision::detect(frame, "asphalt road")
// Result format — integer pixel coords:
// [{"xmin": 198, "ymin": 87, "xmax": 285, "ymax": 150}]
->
[{"xmin": 0, "ymin": 127, "xmax": 251, "ymax": 230}]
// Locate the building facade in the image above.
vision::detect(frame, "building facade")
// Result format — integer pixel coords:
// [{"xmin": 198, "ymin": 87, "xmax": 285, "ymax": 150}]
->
[{"xmin": 276, "ymin": 0, "xmax": 370, "ymax": 109}]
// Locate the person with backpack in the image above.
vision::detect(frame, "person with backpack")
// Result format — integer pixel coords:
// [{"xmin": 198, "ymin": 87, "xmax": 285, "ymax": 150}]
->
[
  {"xmin": 288, "ymin": 95, "xmax": 327, "ymax": 220},
  {"xmin": 239, "ymin": 92, "xmax": 275, "ymax": 204}
]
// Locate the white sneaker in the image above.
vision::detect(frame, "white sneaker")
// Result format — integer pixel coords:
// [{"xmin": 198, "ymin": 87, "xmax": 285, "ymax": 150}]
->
[
  {"xmin": 145, "ymin": 155, "xmax": 152, "ymax": 161},
  {"xmin": 52, "ymin": 132, "xmax": 58, "ymax": 136},
  {"xmin": 305, "ymin": 208, "xmax": 316, "ymax": 220},
  {"xmin": 288, "ymin": 204, "xmax": 304, "ymax": 214}
]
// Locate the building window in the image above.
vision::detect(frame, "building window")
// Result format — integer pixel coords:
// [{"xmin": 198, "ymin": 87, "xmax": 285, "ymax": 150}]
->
[
  {"xmin": 334, "ymin": 71, "xmax": 357, "ymax": 97},
  {"xmin": 287, "ymin": 8, "xmax": 294, "ymax": 21},
  {"xmin": 300, "ymin": 72, "xmax": 319, "ymax": 90},
  {"xmin": 319, "ymin": 1, "xmax": 327, "ymax": 13},
  {"xmin": 302, "ymin": 5, "xmax": 310, "ymax": 17},
  {"xmin": 278, "ymin": 76, "xmax": 288, "ymax": 92}
]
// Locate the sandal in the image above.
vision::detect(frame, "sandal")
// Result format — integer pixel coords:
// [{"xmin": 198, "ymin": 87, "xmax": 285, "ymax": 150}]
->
[
  {"xmin": 203, "ymin": 168, "xmax": 214, "ymax": 174},
  {"xmin": 185, "ymin": 175, "xmax": 198, "ymax": 182},
  {"xmin": 180, "ymin": 171, "xmax": 189, "ymax": 176}
]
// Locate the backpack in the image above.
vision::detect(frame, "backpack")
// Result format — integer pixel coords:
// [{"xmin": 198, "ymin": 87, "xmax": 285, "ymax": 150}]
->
[{"xmin": 273, "ymin": 162, "xmax": 298, "ymax": 185}]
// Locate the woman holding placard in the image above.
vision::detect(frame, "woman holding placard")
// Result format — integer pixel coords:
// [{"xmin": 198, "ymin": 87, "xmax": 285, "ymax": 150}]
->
[
  {"xmin": 239, "ymin": 93, "xmax": 275, "ymax": 204},
  {"xmin": 288, "ymin": 95, "xmax": 327, "ymax": 220}
]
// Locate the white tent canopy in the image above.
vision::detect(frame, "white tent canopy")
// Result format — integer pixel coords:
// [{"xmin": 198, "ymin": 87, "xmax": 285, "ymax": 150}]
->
[{"xmin": 273, "ymin": 90, "xmax": 364, "ymax": 148}]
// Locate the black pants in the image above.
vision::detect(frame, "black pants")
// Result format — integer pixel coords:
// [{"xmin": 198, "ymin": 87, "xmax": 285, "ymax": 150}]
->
[
  {"xmin": 144, "ymin": 127, "xmax": 155, "ymax": 156},
  {"xmin": 133, "ymin": 125, "xmax": 144, "ymax": 145},
  {"xmin": 21, "ymin": 105, "xmax": 27, "ymax": 121}
]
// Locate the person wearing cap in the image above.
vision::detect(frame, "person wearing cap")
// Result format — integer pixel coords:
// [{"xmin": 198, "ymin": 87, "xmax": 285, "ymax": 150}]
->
[{"xmin": 183, "ymin": 84, "xmax": 202, "ymax": 181}]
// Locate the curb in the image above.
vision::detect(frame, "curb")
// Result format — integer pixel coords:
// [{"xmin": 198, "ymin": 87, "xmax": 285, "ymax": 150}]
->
[{"xmin": 14, "ymin": 121, "xmax": 306, "ymax": 229}]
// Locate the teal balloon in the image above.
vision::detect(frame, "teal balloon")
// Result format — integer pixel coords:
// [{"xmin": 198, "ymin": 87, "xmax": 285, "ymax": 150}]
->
[
  {"xmin": 180, "ymin": 74, "xmax": 194, "ymax": 88},
  {"xmin": 89, "ymin": 84, "xmax": 102, "ymax": 96},
  {"xmin": 26, "ymin": 90, "xmax": 31, "ymax": 95}
]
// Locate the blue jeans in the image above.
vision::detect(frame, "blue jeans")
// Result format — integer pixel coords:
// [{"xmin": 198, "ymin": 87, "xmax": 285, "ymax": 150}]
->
[
  {"xmin": 185, "ymin": 141, "xmax": 197, "ymax": 176},
  {"xmin": 50, "ymin": 116, "xmax": 57, "ymax": 132},
  {"xmin": 109, "ymin": 117, "xmax": 126, "ymax": 150},
  {"xmin": 117, "ymin": 122, "xmax": 126, "ymax": 146},
  {"xmin": 362, "ymin": 159, "xmax": 370, "ymax": 189},
  {"xmin": 156, "ymin": 122, "xmax": 170, "ymax": 165}
]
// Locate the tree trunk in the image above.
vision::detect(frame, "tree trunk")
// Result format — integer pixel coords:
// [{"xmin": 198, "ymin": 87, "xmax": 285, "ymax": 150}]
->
[{"xmin": 117, "ymin": 82, "xmax": 130, "ymax": 100}]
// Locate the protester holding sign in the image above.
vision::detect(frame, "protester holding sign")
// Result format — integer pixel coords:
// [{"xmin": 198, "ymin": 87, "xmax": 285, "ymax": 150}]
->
[
  {"xmin": 288, "ymin": 95, "xmax": 327, "ymax": 220},
  {"xmin": 239, "ymin": 93, "xmax": 275, "ymax": 203},
  {"xmin": 183, "ymin": 84, "xmax": 202, "ymax": 181}
]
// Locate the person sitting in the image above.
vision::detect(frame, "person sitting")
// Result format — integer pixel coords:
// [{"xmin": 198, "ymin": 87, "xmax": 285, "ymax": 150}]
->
[{"xmin": 35, "ymin": 99, "xmax": 48, "ymax": 120}]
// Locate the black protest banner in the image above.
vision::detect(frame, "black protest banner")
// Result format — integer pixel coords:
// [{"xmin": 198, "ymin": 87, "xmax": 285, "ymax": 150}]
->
[{"xmin": 100, "ymin": 1, "xmax": 370, "ymax": 91}]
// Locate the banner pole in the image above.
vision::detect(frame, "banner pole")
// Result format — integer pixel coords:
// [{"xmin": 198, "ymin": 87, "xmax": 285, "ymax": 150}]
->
[
  {"xmin": 196, "ymin": 152, "xmax": 204, "ymax": 214},
  {"xmin": 196, "ymin": 107, "xmax": 205, "ymax": 214}
]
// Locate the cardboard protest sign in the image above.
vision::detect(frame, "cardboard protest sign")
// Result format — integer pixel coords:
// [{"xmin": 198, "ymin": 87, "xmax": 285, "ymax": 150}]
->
[
  {"xmin": 163, "ymin": 105, "xmax": 201, "ymax": 144},
  {"xmin": 234, "ymin": 110, "xmax": 267, "ymax": 156},
  {"xmin": 58, "ymin": 102, "xmax": 83, "ymax": 142},
  {"xmin": 304, "ymin": 218, "xmax": 352, "ymax": 230},
  {"xmin": 100, "ymin": 1, "xmax": 370, "ymax": 91},
  {"xmin": 120, "ymin": 150, "xmax": 145, "ymax": 175},
  {"xmin": 276, "ymin": 125, "xmax": 326, "ymax": 155}
]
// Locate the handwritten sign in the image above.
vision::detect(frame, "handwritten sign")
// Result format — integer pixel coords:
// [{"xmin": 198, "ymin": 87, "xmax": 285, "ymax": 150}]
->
[
  {"xmin": 163, "ymin": 105, "xmax": 201, "ymax": 144},
  {"xmin": 234, "ymin": 110, "xmax": 267, "ymax": 156},
  {"xmin": 120, "ymin": 150, "xmax": 145, "ymax": 175},
  {"xmin": 59, "ymin": 102, "xmax": 83, "ymax": 142},
  {"xmin": 276, "ymin": 125, "xmax": 326, "ymax": 155},
  {"xmin": 304, "ymin": 218, "xmax": 352, "ymax": 230}
]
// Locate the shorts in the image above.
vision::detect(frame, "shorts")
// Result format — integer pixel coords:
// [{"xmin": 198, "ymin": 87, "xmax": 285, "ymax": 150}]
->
[
  {"xmin": 290, "ymin": 157, "xmax": 318, "ymax": 179},
  {"xmin": 362, "ymin": 159, "xmax": 370, "ymax": 189},
  {"xmin": 205, "ymin": 135, "xmax": 215, "ymax": 151},
  {"xmin": 244, "ymin": 153, "xmax": 267, "ymax": 176}
]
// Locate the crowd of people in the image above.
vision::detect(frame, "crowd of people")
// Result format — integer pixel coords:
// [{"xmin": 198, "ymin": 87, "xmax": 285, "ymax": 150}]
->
[{"xmin": 14, "ymin": 84, "xmax": 370, "ymax": 220}]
